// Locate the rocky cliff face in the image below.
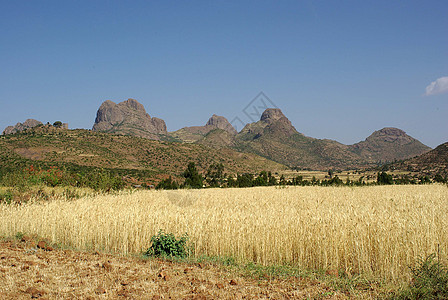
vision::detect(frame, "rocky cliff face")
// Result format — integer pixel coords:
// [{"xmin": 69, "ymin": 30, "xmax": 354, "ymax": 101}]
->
[
  {"xmin": 92, "ymin": 99, "xmax": 167, "ymax": 140},
  {"xmin": 2, "ymin": 119, "xmax": 43, "ymax": 135},
  {"xmin": 349, "ymin": 127, "xmax": 431, "ymax": 162}
]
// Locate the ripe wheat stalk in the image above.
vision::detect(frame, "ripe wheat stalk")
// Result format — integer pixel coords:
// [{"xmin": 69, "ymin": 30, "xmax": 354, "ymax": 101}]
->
[{"xmin": 1, "ymin": 185, "xmax": 447, "ymax": 282}]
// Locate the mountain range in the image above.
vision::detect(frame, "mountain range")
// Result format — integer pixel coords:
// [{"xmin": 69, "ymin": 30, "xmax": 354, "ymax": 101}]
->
[
  {"xmin": 2, "ymin": 98, "xmax": 436, "ymax": 172},
  {"xmin": 90, "ymin": 99, "xmax": 431, "ymax": 170}
]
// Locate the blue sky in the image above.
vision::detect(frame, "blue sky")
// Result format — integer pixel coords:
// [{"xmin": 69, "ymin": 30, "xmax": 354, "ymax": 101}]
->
[{"xmin": 1, "ymin": 1, "xmax": 447, "ymax": 148}]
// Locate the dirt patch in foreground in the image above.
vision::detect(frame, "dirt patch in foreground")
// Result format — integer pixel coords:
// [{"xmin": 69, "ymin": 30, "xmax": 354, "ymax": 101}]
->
[{"xmin": 0, "ymin": 239, "xmax": 373, "ymax": 299}]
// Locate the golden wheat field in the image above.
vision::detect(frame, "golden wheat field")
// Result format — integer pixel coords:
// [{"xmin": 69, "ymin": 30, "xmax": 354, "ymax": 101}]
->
[{"xmin": 1, "ymin": 185, "xmax": 447, "ymax": 283}]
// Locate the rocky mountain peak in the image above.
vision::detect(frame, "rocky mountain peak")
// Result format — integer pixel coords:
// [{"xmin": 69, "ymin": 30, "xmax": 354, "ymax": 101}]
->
[
  {"xmin": 367, "ymin": 127, "xmax": 413, "ymax": 145},
  {"xmin": 121, "ymin": 98, "xmax": 146, "ymax": 112},
  {"xmin": 206, "ymin": 114, "xmax": 237, "ymax": 135},
  {"xmin": 260, "ymin": 108, "xmax": 286, "ymax": 123},
  {"xmin": 238, "ymin": 108, "xmax": 297, "ymax": 141},
  {"xmin": 92, "ymin": 99, "xmax": 167, "ymax": 140}
]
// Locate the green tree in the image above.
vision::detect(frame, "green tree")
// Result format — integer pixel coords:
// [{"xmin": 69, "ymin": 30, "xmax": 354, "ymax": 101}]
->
[
  {"xmin": 377, "ymin": 172, "xmax": 393, "ymax": 185},
  {"xmin": 53, "ymin": 121, "xmax": 63, "ymax": 128},
  {"xmin": 226, "ymin": 175, "xmax": 237, "ymax": 187},
  {"xmin": 236, "ymin": 173, "xmax": 254, "ymax": 187},
  {"xmin": 292, "ymin": 175, "xmax": 303, "ymax": 185},
  {"xmin": 253, "ymin": 171, "xmax": 268, "ymax": 186},
  {"xmin": 205, "ymin": 163, "xmax": 224, "ymax": 187},
  {"xmin": 268, "ymin": 171, "xmax": 277, "ymax": 185},
  {"xmin": 156, "ymin": 176, "xmax": 179, "ymax": 190},
  {"xmin": 279, "ymin": 174, "xmax": 287, "ymax": 185},
  {"xmin": 182, "ymin": 162, "xmax": 203, "ymax": 189}
]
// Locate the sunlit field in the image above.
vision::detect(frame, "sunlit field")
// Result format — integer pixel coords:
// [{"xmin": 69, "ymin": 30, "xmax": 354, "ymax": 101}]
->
[{"xmin": 1, "ymin": 185, "xmax": 447, "ymax": 283}]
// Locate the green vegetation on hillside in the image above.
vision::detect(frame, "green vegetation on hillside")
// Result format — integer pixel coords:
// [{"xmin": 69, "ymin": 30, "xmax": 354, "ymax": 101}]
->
[{"xmin": 0, "ymin": 127, "xmax": 286, "ymax": 185}]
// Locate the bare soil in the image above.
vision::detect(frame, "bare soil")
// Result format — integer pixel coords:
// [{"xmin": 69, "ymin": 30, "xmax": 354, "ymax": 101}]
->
[{"xmin": 0, "ymin": 238, "xmax": 378, "ymax": 299}]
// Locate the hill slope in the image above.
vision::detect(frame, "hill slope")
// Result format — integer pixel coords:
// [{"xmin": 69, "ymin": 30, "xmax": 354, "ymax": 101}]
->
[
  {"xmin": 391, "ymin": 142, "xmax": 448, "ymax": 177},
  {"xmin": 0, "ymin": 126, "xmax": 287, "ymax": 183},
  {"xmin": 234, "ymin": 109, "xmax": 368, "ymax": 170},
  {"xmin": 349, "ymin": 127, "xmax": 431, "ymax": 163}
]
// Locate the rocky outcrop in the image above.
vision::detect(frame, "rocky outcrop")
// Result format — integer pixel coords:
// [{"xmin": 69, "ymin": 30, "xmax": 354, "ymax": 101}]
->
[
  {"xmin": 238, "ymin": 108, "xmax": 297, "ymax": 140},
  {"xmin": 92, "ymin": 99, "xmax": 167, "ymax": 140},
  {"xmin": 2, "ymin": 119, "xmax": 42, "ymax": 135},
  {"xmin": 260, "ymin": 108, "xmax": 287, "ymax": 124},
  {"xmin": 206, "ymin": 114, "xmax": 237, "ymax": 135},
  {"xmin": 169, "ymin": 114, "xmax": 237, "ymax": 143},
  {"xmin": 349, "ymin": 127, "xmax": 431, "ymax": 162}
]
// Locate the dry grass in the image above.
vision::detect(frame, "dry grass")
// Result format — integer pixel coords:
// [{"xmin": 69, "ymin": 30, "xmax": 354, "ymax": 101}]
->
[{"xmin": 1, "ymin": 185, "xmax": 447, "ymax": 283}]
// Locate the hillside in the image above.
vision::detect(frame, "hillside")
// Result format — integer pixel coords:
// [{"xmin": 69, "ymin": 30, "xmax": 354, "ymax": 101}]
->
[
  {"xmin": 234, "ymin": 109, "xmax": 368, "ymax": 170},
  {"xmin": 349, "ymin": 127, "xmax": 431, "ymax": 163},
  {"xmin": 0, "ymin": 126, "xmax": 286, "ymax": 183},
  {"xmin": 225, "ymin": 109, "xmax": 431, "ymax": 171},
  {"xmin": 391, "ymin": 142, "xmax": 448, "ymax": 177}
]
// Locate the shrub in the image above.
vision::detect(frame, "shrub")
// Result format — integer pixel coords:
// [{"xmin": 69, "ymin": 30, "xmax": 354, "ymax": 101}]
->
[
  {"xmin": 75, "ymin": 170, "xmax": 125, "ymax": 191},
  {"xmin": 145, "ymin": 230, "xmax": 189, "ymax": 258},
  {"xmin": 395, "ymin": 253, "xmax": 448, "ymax": 299},
  {"xmin": 377, "ymin": 171, "xmax": 393, "ymax": 185},
  {"xmin": 0, "ymin": 190, "xmax": 13, "ymax": 204},
  {"xmin": 434, "ymin": 174, "xmax": 446, "ymax": 183},
  {"xmin": 156, "ymin": 176, "xmax": 179, "ymax": 190}
]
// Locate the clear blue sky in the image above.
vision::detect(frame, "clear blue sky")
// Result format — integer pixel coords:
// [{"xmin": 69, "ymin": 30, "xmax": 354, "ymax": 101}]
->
[{"xmin": 1, "ymin": 1, "xmax": 447, "ymax": 148}]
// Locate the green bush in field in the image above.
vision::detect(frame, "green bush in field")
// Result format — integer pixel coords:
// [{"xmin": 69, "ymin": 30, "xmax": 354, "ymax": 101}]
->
[
  {"xmin": 394, "ymin": 253, "xmax": 448, "ymax": 299},
  {"xmin": 0, "ymin": 190, "xmax": 13, "ymax": 204},
  {"xmin": 145, "ymin": 230, "xmax": 189, "ymax": 258}
]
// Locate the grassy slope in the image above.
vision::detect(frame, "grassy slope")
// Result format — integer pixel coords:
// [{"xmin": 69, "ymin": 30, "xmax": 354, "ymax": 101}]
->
[
  {"xmin": 0, "ymin": 127, "xmax": 287, "ymax": 183},
  {"xmin": 236, "ymin": 129, "xmax": 369, "ymax": 171}
]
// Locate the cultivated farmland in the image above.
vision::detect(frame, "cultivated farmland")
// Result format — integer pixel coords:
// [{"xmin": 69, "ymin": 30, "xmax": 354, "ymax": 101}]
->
[{"xmin": 1, "ymin": 185, "xmax": 447, "ymax": 284}]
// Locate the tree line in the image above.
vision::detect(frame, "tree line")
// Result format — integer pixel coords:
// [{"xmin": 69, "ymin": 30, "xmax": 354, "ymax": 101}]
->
[{"xmin": 156, "ymin": 162, "xmax": 448, "ymax": 190}]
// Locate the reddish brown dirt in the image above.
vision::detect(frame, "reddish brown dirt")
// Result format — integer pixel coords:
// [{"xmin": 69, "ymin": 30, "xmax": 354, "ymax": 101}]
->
[{"xmin": 0, "ymin": 239, "xmax": 373, "ymax": 299}]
